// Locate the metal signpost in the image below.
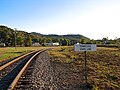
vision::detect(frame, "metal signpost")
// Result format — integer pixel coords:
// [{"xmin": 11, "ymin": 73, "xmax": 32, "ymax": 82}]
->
[{"xmin": 74, "ymin": 43, "xmax": 96, "ymax": 83}]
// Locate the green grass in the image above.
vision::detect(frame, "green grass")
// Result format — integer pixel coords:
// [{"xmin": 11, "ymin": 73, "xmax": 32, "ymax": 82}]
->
[{"xmin": 0, "ymin": 46, "xmax": 52, "ymax": 63}]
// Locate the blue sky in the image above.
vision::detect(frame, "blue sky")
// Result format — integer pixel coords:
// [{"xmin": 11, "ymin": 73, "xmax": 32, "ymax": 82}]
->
[{"xmin": 0, "ymin": 0, "xmax": 120, "ymax": 39}]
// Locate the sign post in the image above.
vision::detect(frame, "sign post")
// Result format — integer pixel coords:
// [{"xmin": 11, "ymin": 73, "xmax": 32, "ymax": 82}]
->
[
  {"xmin": 84, "ymin": 51, "xmax": 87, "ymax": 83},
  {"xmin": 74, "ymin": 43, "xmax": 96, "ymax": 84}
]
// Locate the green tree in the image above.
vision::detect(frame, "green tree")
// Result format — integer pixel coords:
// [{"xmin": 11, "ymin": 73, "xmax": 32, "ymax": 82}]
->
[
  {"xmin": 60, "ymin": 38, "xmax": 69, "ymax": 46},
  {"xmin": 17, "ymin": 37, "xmax": 24, "ymax": 46},
  {"xmin": 39, "ymin": 37, "xmax": 43, "ymax": 45},
  {"xmin": 52, "ymin": 38, "xmax": 60, "ymax": 43},
  {"xmin": 42, "ymin": 37, "xmax": 46, "ymax": 44},
  {"xmin": 116, "ymin": 38, "xmax": 120, "ymax": 50},
  {"xmin": 70, "ymin": 39, "xmax": 77, "ymax": 45},
  {"xmin": 90, "ymin": 39, "xmax": 96, "ymax": 44},
  {"xmin": 80, "ymin": 38, "xmax": 85, "ymax": 44},
  {"xmin": 25, "ymin": 35, "xmax": 32, "ymax": 46},
  {"xmin": 46, "ymin": 38, "xmax": 52, "ymax": 43}
]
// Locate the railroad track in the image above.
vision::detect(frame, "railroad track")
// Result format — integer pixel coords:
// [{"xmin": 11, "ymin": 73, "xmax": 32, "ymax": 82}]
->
[
  {"xmin": 0, "ymin": 49, "xmax": 47, "ymax": 90},
  {"xmin": 0, "ymin": 50, "xmax": 39, "ymax": 80}
]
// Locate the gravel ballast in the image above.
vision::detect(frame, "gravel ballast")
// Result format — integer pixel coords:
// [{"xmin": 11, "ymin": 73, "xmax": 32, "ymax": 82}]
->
[{"xmin": 17, "ymin": 51, "xmax": 82, "ymax": 90}]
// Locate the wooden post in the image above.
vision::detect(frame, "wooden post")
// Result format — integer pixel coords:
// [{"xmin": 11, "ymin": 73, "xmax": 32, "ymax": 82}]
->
[{"xmin": 84, "ymin": 51, "xmax": 87, "ymax": 84}]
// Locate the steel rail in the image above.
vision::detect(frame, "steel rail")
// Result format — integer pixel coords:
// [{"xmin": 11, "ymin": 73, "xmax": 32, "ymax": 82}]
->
[
  {"xmin": 0, "ymin": 50, "xmax": 39, "ymax": 71},
  {"xmin": 7, "ymin": 49, "xmax": 46, "ymax": 90}
]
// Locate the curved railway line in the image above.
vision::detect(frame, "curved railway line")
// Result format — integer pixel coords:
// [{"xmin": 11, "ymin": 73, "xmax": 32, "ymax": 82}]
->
[{"xmin": 0, "ymin": 49, "xmax": 47, "ymax": 90}]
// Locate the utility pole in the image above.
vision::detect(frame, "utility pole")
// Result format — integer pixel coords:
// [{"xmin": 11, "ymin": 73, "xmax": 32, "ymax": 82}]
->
[{"xmin": 14, "ymin": 28, "xmax": 17, "ymax": 49}]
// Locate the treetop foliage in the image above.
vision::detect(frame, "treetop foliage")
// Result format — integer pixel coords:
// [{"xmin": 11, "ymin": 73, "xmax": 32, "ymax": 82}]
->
[
  {"xmin": 1, "ymin": 25, "xmax": 117, "ymax": 47},
  {"xmin": 0, "ymin": 25, "xmax": 90, "ymax": 46}
]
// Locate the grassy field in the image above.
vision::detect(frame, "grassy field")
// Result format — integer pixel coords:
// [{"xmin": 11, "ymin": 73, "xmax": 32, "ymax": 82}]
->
[
  {"xmin": 0, "ymin": 46, "xmax": 119, "ymax": 89},
  {"xmin": 0, "ymin": 47, "xmax": 52, "ymax": 63},
  {"xmin": 48, "ymin": 46, "xmax": 120, "ymax": 90}
]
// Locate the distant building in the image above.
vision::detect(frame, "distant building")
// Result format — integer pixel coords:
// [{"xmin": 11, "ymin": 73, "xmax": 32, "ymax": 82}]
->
[
  {"xmin": 117, "ymin": 38, "xmax": 120, "ymax": 42},
  {"xmin": 45, "ymin": 43, "xmax": 53, "ymax": 46},
  {"xmin": 44, "ymin": 42, "xmax": 59, "ymax": 46},
  {"xmin": 0, "ymin": 43, "xmax": 5, "ymax": 47},
  {"xmin": 104, "ymin": 41, "xmax": 110, "ymax": 44},
  {"xmin": 102, "ymin": 38, "xmax": 110, "ymax": 44},
  {"xmin": 32, "ymin": 43, "xmax": 41, "ymax": 46},
  {"xmin": 52, "ymin": 42, "xmax": 59, "ymax": 46},
  {"xmin": 116, "ymin": 38, "xmax": 120, "ymax": 45}
]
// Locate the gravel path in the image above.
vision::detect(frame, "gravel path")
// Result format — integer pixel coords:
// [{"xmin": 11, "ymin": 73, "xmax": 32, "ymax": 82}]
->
[{"xmin": 17, "ymin": 51, "xmax": 83, "ymax": 90}]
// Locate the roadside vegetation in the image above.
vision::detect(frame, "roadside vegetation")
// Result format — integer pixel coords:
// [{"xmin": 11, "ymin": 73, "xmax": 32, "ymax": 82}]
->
[
  {"xmin": 0, "ymin": 47, "xmax": 49, "ymax": 63},
  {"xmin": 48, "ymin": 46, "xmax": 120, "ymax": 90}
]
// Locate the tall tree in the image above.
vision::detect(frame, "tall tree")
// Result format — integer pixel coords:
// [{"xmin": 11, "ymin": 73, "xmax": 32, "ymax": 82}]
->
[
  {"xmin": 25, "ymin": 34, "xmax": 32, "ymax": 46},
  {"xmin": 17, "ymin": 37, "xmax": 24, "ymax": 46},
  {"xmin": 46, "ymin": 38, "xmax": 52, "ymax": 43}
]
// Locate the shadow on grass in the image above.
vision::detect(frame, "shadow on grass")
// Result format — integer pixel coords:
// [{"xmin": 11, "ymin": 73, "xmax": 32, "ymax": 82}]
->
[
  {"xmin": 6, "ymin": 51, "xmax": 24, "ymax": 54},
  {"xmin": 79, "ymin": 83, "xmax": 93, "ymax": 90}
]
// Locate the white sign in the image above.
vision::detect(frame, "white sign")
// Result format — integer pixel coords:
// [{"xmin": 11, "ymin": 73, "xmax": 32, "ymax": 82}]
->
[{"xmin": 74, "ymin": 44, "xmax": 96, "ymax": 51}]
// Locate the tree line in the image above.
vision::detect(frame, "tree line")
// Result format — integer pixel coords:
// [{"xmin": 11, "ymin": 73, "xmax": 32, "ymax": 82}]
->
[
  {"xmin": 0, "ymin": 26, "xmax": 32, "ymax": 46},
  {"xmin": 0, "ymin": 25, "xmax": 117, "ymax": 47}
]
